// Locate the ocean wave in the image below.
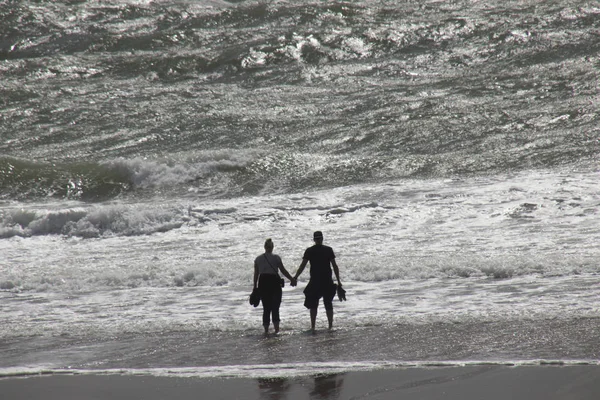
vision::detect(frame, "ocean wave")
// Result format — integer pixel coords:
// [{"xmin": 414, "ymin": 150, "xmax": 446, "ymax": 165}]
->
[
  {"xmin": 0, "ymin": 204, "xmax": 185, "ymax": 238},
  {"xmin": 0, "ymin": 156, "xmax": 132, "ymax": 201},
  {"xmin": 4, "ymin": 1, "xmax": 598, "ymax": 72},
  {"xmin": 0, "ymin": 152, "xmax": 473, "ymax": 202},
  {"xmin": 2, "ymin": 0, "xmax": 598, "ymax": 188},
  {"xmin": 0, "ymin": 153, "xmax": 258, "ymax": 201}
]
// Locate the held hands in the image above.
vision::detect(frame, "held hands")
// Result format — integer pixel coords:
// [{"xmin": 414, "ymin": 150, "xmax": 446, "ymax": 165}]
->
[{"xmin": 290, "ymin": 277, "xmax": 297, "ymax": 287}]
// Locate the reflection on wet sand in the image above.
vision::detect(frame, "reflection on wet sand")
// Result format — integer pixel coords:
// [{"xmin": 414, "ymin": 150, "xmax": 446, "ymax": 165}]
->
[
  {"xmin": 310, "ymin": 374, "xmax": 345, "ymax": 399},
  {"xmin": 257, "ymin": 374, "xmax": 345, "ymax": 400},
  {"xmin": 258, "ymin": 377, "xmax": 291, "ymax": 400}
]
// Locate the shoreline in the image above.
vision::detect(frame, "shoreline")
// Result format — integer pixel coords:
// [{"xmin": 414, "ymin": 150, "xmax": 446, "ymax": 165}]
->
[{"xmin": 1, "ymin": 365, "xmax": 599, "ymax": 400}]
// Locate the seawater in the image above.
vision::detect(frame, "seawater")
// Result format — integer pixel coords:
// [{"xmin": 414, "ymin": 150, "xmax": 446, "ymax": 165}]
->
[{"xmin": 1, "ymin": 0, "xmax": 599, "ymax": 378}]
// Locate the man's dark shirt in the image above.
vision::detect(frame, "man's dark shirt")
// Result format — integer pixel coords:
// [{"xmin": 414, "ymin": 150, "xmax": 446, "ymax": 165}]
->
[{"xmin": 303, "ymin": 244, "xmax": 335, "ymax": 283}]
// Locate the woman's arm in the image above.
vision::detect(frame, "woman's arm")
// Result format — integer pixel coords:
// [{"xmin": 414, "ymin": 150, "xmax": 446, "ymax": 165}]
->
[
  {"xmin": 253, "ymin": 262, "xmax": 259, "ymax": 289},
  {"xmin": 279, "ymin": 264, "xmax": 294, "ymax": 282},
  {"xmin": 275, "ymin": 255, "xmax": 295, "ymax": 283}
]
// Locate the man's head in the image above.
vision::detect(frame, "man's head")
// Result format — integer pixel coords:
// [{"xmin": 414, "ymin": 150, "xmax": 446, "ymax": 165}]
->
[{"xmin": 313, "ymin": 231, "xmax": 323, "ymax": 244}]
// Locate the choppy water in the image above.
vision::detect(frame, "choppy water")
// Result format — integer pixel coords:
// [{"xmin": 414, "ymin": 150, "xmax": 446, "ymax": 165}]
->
[{"xmin": 1, "ymin": 0, "xmax": 599, "ymax": 379}]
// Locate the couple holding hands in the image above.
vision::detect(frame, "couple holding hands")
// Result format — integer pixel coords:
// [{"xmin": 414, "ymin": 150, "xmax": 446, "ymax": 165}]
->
[{"xmin": 252, "ymin": 231, "xmax": 345, "ymax": 335}]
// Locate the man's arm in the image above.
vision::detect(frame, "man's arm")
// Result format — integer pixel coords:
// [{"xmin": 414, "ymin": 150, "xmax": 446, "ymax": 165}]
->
[
  {"xmin": 331, "ymin": 259, "xmax": 341, "ymax": 286},
  {"xmin": 293, "ymin": 259, "xmax": 309, "ymax": 284}
]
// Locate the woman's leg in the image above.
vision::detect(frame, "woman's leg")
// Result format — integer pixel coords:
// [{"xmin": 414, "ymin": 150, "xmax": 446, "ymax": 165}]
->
[
  {"xmin": 259, "ymin": 274, "xmax": 280, "ymax": 333},
  {"xmin": 272, "ymin": 288, "xmax": 282, "ymax": 333},
  {"xmin": 262, "ymin": 289, "xmax": 274, "ymax": 331},
  {"xmin": 262, "ymin": 303, "xmax": 272, "ymax": 333}
]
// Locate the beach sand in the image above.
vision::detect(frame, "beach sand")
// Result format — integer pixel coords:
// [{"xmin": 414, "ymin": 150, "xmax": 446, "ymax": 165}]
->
[{"xmin": 1, "ymin": 365, "xmax": 599, "ymax": 399}]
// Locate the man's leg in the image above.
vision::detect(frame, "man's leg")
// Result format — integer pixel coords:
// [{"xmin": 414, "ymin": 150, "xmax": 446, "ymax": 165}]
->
[
  {"xmin": 323, "ymin": 295, "xmax": 334, "ymax": 330},
  {"xmin": 326, "ymin": 309, "xmax": 334, "ymax": 330},
  {"xmin": 310, "ymin": 308, "xmax": 317, "ymax": 333}
]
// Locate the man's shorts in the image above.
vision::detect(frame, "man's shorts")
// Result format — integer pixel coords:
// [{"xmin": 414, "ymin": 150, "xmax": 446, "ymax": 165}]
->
[{"xmin": 303, "ymin": 281, "xmax": 336, "ymax": 310}]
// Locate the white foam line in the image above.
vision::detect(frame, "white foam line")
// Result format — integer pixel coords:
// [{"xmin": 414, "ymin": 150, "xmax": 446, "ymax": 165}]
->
[{"xmin": 1, "ymin": 360, "xmax": 599, "ymax": 380}]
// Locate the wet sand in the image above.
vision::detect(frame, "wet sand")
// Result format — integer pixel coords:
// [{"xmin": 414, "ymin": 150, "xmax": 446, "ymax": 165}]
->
[{"xmin": 1, "ymin": 365, "xmax": 599, "ymax": 399}]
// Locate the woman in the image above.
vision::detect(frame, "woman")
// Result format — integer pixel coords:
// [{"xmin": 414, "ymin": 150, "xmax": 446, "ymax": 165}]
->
[{"xmin": 253, "ymin": 238, "xmax": 294, "ymax": 334}]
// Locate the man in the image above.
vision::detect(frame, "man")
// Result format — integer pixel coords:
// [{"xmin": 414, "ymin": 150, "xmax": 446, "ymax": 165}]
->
[{"xmin": 292, "ymin": 231, "xmax": 342, "ymax": 333}]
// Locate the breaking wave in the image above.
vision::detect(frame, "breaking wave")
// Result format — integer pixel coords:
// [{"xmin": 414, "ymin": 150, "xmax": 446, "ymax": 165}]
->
[
  {"xmin": 0, "ymin": 204, "xmax": 185, "ymax": 238},
  {"xmin": 0, "ymin": 152, "xmax": 258, "ymax": 201}
]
